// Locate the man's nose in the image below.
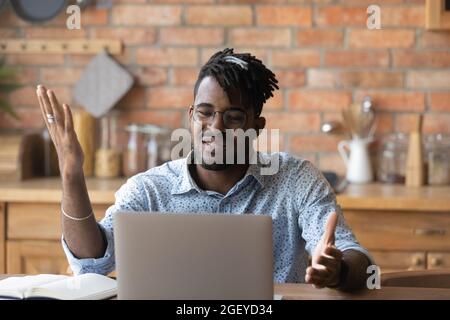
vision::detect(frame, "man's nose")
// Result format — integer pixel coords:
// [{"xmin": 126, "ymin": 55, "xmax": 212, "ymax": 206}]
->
[{"xmin": 209, "ymin": 112, "xmax": 226, "ymax": 132}]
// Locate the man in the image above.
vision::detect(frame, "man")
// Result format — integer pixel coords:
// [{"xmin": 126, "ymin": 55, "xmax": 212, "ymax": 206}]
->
[{"xmin": 36, "ymin": 48, "xmax": 372, "ymax": 291}]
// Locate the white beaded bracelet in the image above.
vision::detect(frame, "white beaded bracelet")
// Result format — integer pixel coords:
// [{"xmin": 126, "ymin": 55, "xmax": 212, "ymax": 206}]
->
[{"xmin": 61, "ymin": 204, "xmax": 93, "ymax": 221}]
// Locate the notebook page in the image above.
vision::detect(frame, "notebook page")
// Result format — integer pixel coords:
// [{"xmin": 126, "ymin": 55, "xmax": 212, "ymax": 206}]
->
[
  {"xmin": 30, "ymin": 273, "xmax": 117, "ymax": 300},
  {"xmin": 0, "ymin": 274, "xmax": 68, "ymax": 297}
]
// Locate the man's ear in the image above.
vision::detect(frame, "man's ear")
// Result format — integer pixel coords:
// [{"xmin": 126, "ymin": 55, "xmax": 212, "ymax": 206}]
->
[
  {"xmin": 254, "ymin": 117, "xmax": 266, "ymax": 135},
  {"xmin": 188, "ymin": 105, "xmax": 193, "ymax": 120}
]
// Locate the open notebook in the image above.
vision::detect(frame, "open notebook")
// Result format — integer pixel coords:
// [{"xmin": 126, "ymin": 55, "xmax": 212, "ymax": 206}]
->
[{"xmin": 0, "ymin": 273, "xmax": 117, "ymax": 300}]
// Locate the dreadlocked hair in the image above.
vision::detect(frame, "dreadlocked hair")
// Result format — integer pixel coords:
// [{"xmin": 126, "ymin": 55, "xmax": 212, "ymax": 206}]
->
[{"xmin": 194, "ymin": 48, "xmax": 279, "ymax": 117}]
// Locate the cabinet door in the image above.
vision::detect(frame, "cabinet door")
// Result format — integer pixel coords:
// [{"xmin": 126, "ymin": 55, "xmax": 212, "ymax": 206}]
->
[
  {"xmin": 7, "ymin": 240, "xmax": 70, "ymax": 275},
  {"xmin": 345, "ymin": 210, "xmax": 450, "ymax": 251},
  {"xmin": 427, "ymin": 252, "xmax": 450, "ymax": 270},
  {"xmin": 8, "ymin": 203, "xmax": 110, "ymax": 240},
  {"xmin": 0, "ymin": 202, "xmax": 5, "ymax": 273},
  {"xmin": 370, "ymin": 251, "xmax": 426, "ymax": 273}
]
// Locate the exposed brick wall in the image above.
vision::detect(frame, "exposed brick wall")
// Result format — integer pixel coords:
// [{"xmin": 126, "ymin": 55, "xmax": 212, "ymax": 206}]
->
[{"xmin": 0, "ymin": 0, "xmax": 449, "ymax": 175}]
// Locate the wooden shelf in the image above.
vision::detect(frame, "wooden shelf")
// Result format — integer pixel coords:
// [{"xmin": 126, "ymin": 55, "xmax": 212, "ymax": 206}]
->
[{"xmin": 0, "ymin": 39, "xmax": 122, "ymax": 55}]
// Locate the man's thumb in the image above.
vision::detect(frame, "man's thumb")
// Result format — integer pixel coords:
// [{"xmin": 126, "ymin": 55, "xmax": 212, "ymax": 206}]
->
[{"xmin": 323, "ymin": 212, "xmax": 338, "ymax": 245}]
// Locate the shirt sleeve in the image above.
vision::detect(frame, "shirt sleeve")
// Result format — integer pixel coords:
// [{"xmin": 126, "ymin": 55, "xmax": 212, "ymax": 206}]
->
[
  {"xmin": 62, "ymin": 175, "xmax": 150, "ymax": 275},
  {"xmin": 296, "ymin": 160, "xmax": 374, "ymax": 265}
]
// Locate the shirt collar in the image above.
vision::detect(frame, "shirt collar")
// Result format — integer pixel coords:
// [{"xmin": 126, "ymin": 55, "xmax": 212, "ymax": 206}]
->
[{"xmin": 170, "ymin": 150, "xmax": 266, "ymax": 195}]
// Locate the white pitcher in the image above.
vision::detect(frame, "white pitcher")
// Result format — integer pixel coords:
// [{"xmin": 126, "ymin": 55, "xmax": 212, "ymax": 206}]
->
[{"xmin": 338, "ymin": 137, "xmax": 373, "ymax": 184}]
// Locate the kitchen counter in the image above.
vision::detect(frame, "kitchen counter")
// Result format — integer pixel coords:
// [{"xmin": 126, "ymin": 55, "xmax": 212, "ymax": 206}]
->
[
  {"xmin": 1, "ymin": 177, "xmax": 449, "ymax": 275},
  {"xmin": 0, "ymin": 177, "xmax": 449, "ymax": 211}
]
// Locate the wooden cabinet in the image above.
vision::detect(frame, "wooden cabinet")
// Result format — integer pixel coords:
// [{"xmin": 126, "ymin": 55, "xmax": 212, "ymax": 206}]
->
[
  {"xmin": 344, "ymin": 209, "xmax": 450, "ymax": 273},
  {"xmin": 0, "ymin": 179, "xmax": 449, "ymax": 276},
  {"xmin": 7, "ymin": 240, "xmax": 69, "ymax": 275},
  {"xmin": 5, "ymin": 203, "xmax": 110, "ymax": 275}
]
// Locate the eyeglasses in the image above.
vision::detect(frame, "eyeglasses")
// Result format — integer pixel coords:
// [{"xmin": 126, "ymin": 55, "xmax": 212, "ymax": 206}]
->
[{"xmin": 192, "ymin": 105, "xmax": 248, "ymax": 129}]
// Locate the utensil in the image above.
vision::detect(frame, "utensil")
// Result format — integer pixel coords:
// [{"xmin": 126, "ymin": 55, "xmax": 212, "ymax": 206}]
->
[
  {"xmin": 405, "ymin": 114, "xmax": 424, "ymax": 187},
  {"xmin": 11, "ymin": 0, "xmax": 67, "ymax": 23}
]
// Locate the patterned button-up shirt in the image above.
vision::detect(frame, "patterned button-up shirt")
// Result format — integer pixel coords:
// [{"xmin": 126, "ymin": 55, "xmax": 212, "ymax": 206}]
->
[{"xmin": 62, "ymin": 152, "xmax": 372, "ymax": 283}]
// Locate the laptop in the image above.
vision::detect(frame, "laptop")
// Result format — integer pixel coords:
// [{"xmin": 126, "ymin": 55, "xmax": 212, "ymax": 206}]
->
[{"xmin": 114, "ymin": 212, "xmax": 273, "ymax": 300}]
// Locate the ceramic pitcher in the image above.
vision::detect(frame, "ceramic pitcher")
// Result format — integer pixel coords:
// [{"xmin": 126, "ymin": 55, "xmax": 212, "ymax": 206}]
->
[{"xmin": 338, "ymin": 137, "xmax": 373, "ymax": 184}]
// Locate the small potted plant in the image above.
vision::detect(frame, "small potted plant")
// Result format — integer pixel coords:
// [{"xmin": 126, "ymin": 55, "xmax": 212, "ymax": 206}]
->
[{"xmin": 0, "ymin": 57, "xmax": 21, "ymax": 119}]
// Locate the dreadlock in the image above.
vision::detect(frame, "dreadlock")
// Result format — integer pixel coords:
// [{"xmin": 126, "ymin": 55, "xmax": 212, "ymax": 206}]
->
[{"xmin": 194, "ymin": 48, "xmax": 279, "ymax": 117}]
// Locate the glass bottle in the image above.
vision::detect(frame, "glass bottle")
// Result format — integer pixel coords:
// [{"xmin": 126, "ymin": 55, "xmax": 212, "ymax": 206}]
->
[
  {"xmin": 425, "ymin": 134, "xmax": 450, "ymax": 185},
  {"xmin": 123, "ymin": 124, "xmax": 146, "ymax": 177},
  {"xmin": 377, "ymin": 133, "xmax": 408, "ymax": 184}
]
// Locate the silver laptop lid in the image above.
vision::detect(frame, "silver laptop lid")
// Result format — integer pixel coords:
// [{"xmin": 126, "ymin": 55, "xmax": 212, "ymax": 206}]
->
[{"xmin": 115, "ymin": 213, "xmax": 273, "ymax": 300}]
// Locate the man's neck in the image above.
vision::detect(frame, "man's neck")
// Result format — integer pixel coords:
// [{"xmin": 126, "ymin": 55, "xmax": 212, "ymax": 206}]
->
[{"xmin": 190, "ymin": 163, "xmax": 249, "ymax": 195}]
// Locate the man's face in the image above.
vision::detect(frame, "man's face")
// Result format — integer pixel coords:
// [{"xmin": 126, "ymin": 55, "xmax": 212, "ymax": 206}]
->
[{"xmin": 189, "ymin": 76, "xmax": 265, "ymax": 171}]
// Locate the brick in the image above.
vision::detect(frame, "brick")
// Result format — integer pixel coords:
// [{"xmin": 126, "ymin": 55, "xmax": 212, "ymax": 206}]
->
[
  {"xmin": 186, "ymin": 6, "xmax": 252, "ymax": 26},
  {"xmin": 290, "ymin": 134, "xmax": 343, "ymax": 152},
  {"xmin": 373, "ymin": 113, "xmax": 394, "ymax": 134},
  {"xmin": 274, "ymin": 70, "xmax": 306, "ymax": 88},
  {"xmin": 297, "ymin": 29, "xmax": 343, "ymax": 47},
  {"xmin": 112, "ymin": 5, "xmax": 182, "ymax": 25},
  {"xmin": 24, "ymin": 27, "xmax": 87, "ymax": 39},
  {"xmin": 316, "ymin": 6, "xmax": 367, "ymax": 26},
  {"xmin": 90, "ymin": 27, "xmax": 156, "ymax": 45},
  {"xmin": 307, "ymin": 70, "xmax": 339, "ymax": 88},
  {"xmin": 324, "ymin": 50, "xmax": 389, "ymax": 67},
  {"xmin": 0, "ymin": 107, "xmax": 44, "ymax": 130},
  {"xmin": 318, "ymin": 153, "xmax": 346, "ymax": 176},
  {"xmin": 147, "ymin": 87, "xmax": 193, "ymax": 109},
  {"xmin": 256, "ymin": 6, "xmax": 312, "ymax": 26},
  {"xmin": 271, "ymin": 50, "xmax": 320, "ymax": 68},
  {"xmin": 66, "ymin": 48, "xmax": 133, "ymax": 66},
  {"xmin": 160, "ymin": 28, "xmax": 224, "ymax": 46},
  {"xmin": 0, "ymin": 28, "xmax": 17, "ymax": 37},
  {"xmin": 117, "ymin": 86, "xmax": 146, "ymax": 110},
  {"xmin": 6, "ymin": 54, "xmax": 65, "ymax": 66},
  {"xmin": 118, "ymin": 110, "xmax": 184, "ymax": 128},
  {"xmin": 349, "ymin": 30, "xmax": 415, "ymax": 48},
  {"xmin": 289, "ymin": 91, "xmax": 352, "ymax": 111},
  {"xmin": 9, "ymin": 86, "xmax": 71, "ymax": 107},
  {"xmin": 134, "ymin": 67, "xmax": 168, "ymax": 86},
  {"xmin": 423, "ymin": 114, "xmax": 450, "ymax": 134},
  {"xmin": 395, "ymin": 113, "xmax": 421, "ymax": 133},
  {"xmin": 340, "ymin": 71, "xmax": 404, "ymax": 88},
  {"xmin": 11, "ymin": 67, "xmax": 39, "ymax": 84},
  {"xmin": 154, "ymin": 0, "xmax": 214, "ymax": 3},
  {"xmin": 407, "ymin": 71, "xmax": 450, "ymax": 89},
  {"xmin": 263, "ymin": 112, "xmax": 320, "ymax": 133},
  {"xmin": 41, "ymin": 68, "xmax": 83, "ymax": 85},
  {"xmin": 264, "ymin": 90, "xmax": 284, "ymax": 110},
  {"xmin": 136, "ymin": 48, "xmax": 198, "ymax": 66},
  {"xmin": 172, "ymin": 67, "xmax": 199, "ymax": 86},
  {"xmin": 430, "ymin": 93, "xmax": 450, "ymax": 112},
  {"xmin": 419, "ymin": 32, "xmax": 450, "ymax": 48},
  {"xmin": 201, "ymin": 48, "xmax": 269, "ymax": 65},
  {"xmin": 393, "ymin": 51, "xmax": 450, "ymax": 68},
  {"xmin": 355, "ymin": 91, "xmax": 425, "ymax": 112},
  {"xmin": 230, "ymin": 28, "xmax": 291, "ymax": 48},
  {"xmin": 382, "ymin": 6, "xmax": 424, "ymax": 27}
]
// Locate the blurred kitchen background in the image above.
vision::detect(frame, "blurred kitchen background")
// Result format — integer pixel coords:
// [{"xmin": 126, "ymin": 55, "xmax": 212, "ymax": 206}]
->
[
  {"xmin": 0, "ymin": 0, "xmax": 450, "ymax": 277},
  {"xmin": 0, "ymin": 0, "xmax": 449, "ymax": 183}
]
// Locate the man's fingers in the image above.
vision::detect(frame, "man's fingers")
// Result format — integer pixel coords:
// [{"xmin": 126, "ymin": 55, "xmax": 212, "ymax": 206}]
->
[
  {"xmin": 305, "ymin": 273, "xmax": 326, "ymax": 288},
  {"xmin": 323, "ymin": 212, "xmax": 338, "ymax": 246},
  {"xmin": 63, "ymin": 104, "xmax": 74, "ymax": 132},
  {"xmin": 47, "ymin": 89, "xmax": 64, "ymax": 128},
  {"xmin": 307, "ymin": 266, "xmax": 332, "ymax": 279},
  {"xmin": 315, "ymin": 254, "xmax": 340, "ymax": 269},
  {"xmin": 324, "ymin": 246, "xmax": 343, "ymax": 260},
  {"xmin": 37, "ymin": 85, "xmax": 53, "ymax": 118}
]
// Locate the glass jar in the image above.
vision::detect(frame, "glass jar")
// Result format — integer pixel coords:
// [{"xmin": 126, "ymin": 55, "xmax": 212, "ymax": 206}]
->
[
  {"xmin": 377, "ymin": 133, "xmax": 408, "ymax": 184},
  {"xmin": 122, "ymin": 124, "xmax": 147, "ymax": 177},
  {"xmin": 425, "ymin": 134, "xmax": 450, "ymax": 185}
]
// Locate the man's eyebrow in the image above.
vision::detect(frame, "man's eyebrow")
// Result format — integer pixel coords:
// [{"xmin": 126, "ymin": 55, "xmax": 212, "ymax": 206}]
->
[
  {"xmin": 194, "ymin": 102, "xmax": 246, "ymax": 111},
  {"xmin": 194, "ymin": 102, "xmax": 215, "ymax": 108}
]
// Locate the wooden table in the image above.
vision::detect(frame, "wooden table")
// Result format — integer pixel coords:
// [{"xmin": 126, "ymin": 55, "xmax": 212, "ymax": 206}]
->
[
  {"xmin": 275, "ymin": 283, "xmax": 450, "ymax": 300},
  {"xmin": 1, "ymin": 275, "xmax": 449, "ymax": 300}
]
